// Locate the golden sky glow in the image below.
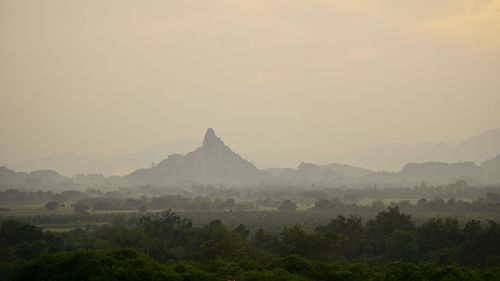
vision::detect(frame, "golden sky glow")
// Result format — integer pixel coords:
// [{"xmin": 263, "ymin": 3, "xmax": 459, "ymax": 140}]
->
[{"xmin": 1, "ymin": 0, "xmax": 499, "ymax": 168}]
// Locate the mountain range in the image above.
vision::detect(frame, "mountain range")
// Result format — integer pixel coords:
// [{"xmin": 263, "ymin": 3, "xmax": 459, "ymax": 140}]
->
[
  {"xmin": 320, "ymin": 128, "xmax": 500, "ymax": 171},
  {"xmin": 6, "ymin": 128, "xmax": 500, "ymax": 176},
  {"xmin": 1, "ymin": 128, "xmax": 500, "ymax": 190},
  {"xmin": 7, "ymin": 140, "xmax": 200, "ymax": 176}
]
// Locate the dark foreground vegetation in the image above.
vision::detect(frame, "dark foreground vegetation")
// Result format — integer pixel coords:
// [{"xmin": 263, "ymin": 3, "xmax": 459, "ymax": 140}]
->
[
  {"xmin": 6, "ymin": 249, "xmax": 500, "ymax": 281},
  {"xmin": 2, "ymin": 207, "xmax": 500, "ymax": 280}
]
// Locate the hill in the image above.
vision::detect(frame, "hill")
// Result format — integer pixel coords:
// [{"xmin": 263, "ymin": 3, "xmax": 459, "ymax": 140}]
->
[
  {"xmin": 322, "ymin": 128, "xmax": 500, "ymax": 171},
  {"xmin": 10, "ymin": 140, "xmax": 199, "ymax": 176},
  {"xmin": 121, "ymin": 129, "xmax": 271, "ymax": 186}
]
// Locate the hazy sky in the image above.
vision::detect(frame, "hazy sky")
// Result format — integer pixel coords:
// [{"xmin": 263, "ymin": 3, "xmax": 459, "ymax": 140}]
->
[{"xmin": 1, "ymin": 0, "xmax": 499, "ymax": 166}]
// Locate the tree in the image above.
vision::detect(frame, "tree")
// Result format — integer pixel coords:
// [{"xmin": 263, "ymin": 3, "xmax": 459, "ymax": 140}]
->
[
  {"xmin": 0, "ymin": 220, "xmax": 59, "ymax": 260},
  {"xmin": 196, "ymin": 220, "xmax": 249, "ymax": 261},
  {"xmin": 73, "ymin": 203, "xmax": 90, "ymax": 214},
  {"xmin": 417, "ymin": 217, "xmax": 460, "ymax": 257},
  {"xmin": 94, "ymin": 225, "xmax": 147, "ymax": 249},
  {"xmin": 251, "ymin": 228, "xmax": 278, "ymax": 251},
  {"xmin": 0, "ymin": 220, "xmax": 44, "ymax": 247},
  {"xmin": 44, "ymin": 201, "xmax": 59, "ymax": 211},
  {"xmin": 223, "ymin": 198, "xmax": 236, "ymax": 210},
  {"xmin": 234, "ymin": 224, "xmax": 250, "ymax": 240},
  {"xmin": 315, "ymin": 215, "xmax": 364, "ymax": 259},
  {"xmin": 278, "ymin": 200, "xmax": 297, "ymax": 212},
  {"xmin": 92, "ymin": 200, "xmax": 112, "ymax": 210},
  {"xmin": 124, "ymin": 199, "xmax": 143, "ymax": 209},
  {"xmin": 8, "ymin": 249, "xmax": 181, "ymax": 281},
  {"xmin": 366, "ymin": 207, "xmax": 415, "ymax": 256},
  {"xmin": 367, "ymin": 207, "xmax": 415, "ymax": 237},
  {"xmin": 310, "ymin": 199, "xmax": 340, "ymax": 211},
  {"xmin": 280, "ymin": 225, "xmax": 326, "ymax": 258},
  {"xmin": 137, "ymin": 210, "xmax": 194, "ymax": 261},
  {"xmin": 385, "ymin": 230, "xmax": 418, "ymax": 261}
]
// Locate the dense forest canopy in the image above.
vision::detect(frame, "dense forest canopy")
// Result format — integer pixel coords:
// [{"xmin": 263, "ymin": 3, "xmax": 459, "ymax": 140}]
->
[{"xmin": 2, "ymin": 207, "xmax": 500, "ymax": 280}]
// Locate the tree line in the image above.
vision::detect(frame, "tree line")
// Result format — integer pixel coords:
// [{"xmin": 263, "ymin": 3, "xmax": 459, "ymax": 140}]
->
[{"xmin": 2, "ymin": 207, "xmax": 500, "ymax": 280}]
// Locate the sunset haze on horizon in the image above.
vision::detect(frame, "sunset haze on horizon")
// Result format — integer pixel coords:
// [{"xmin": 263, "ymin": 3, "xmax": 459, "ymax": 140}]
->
[{"xmin": 1, "ymin": 0, "xmax": 499, "ymax": 171}]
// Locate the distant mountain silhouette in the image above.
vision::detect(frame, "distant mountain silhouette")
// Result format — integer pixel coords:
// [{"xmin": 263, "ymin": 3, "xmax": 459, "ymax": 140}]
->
[
  {"xmin": 270, "ymin": 160, "xmax": 490, "ymax": 187},
  {"xmin": 322, "ymin": 128, "xmax": 500, "ymax": 171},
  {"xmin": 2, "ymin": 128, "xmax": 500, "ymax": 190},
  {"xmin": 0, "ymin": 166, "xmax": 70, "ymax": 190},
  {"xmin": 10, "ymin": 140, "xmax": 200, "ymax": 176},
  {"xmin": 480, "ymin": 154, "xmax": 500, "ymax": 184},
  {"xmin": 269, "ymin": 162, "xmax": 373, "ymax": 185},
  {"xmin": 396, "ymin": 161, "xmax": 483, "ymax": 185},
  {"xmin": 481, "ymin": 154, "xmax": 500, "ymax": 172},
  {"xmin": 122, "ymin": 129, "xmax": 270, "ymax": 186}
]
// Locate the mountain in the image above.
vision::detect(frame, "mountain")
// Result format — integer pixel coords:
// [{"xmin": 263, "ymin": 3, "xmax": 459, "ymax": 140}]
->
[
  {"xmin": 272, "ymin": 162, "xmax": 373, "ymax": 186},
  {"xmin": 480, "ymin": 154, "xmax": 500, "ymax": 184},
  {"xmin": 271, "ymin": 160, "xmax": 491, "ymax": 187},
  {"xmin": 460, "ymin": 129, "xmax": 500, "ymax": 161},
  {"xmin": 0, "ymin": 166, "xmax": 70, "ymax": 190},
  {"xmin": 10, "ymin": 140, "xmax": 200, "ymax": 176},
  {"xmin": 121, "ymin": 128, "xmax": 271, "ymax": 186},
  {"xmin": 3, "ymin": 128, "xmax": 500, "ymax": 189},
  {"xmin": 397, "ymin": 161, "xmax": 483, "ymax": 185},
  {"xmin": 481, "ymin": 154, "xmax": 500, "ymax": 173},
  {"xmin": 321, "ymin": 128, "xmax": 500, "ymax": 171}
]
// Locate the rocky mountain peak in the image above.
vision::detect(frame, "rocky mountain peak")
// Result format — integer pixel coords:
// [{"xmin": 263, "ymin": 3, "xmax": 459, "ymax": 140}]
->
[{"xmin": 202, "ymin": 128, "xmax": 224, "ymax": 148}]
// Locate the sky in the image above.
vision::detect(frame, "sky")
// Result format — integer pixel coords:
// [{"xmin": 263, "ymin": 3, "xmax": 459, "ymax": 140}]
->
[{"xmin": 1, "ymin": 0, "xmax": 499, "ymax": 168}]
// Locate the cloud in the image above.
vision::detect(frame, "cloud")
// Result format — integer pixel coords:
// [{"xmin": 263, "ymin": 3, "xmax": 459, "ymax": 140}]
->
[{"xmin": 419, "ymin": 0, "xmax": 500, "ymax": 49}]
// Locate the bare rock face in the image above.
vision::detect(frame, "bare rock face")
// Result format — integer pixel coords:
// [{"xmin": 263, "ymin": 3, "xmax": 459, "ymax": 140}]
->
[
  {"xmin": 202, "ymin": 128, "xmax": 222, "ymax": 147},
  {"xmin": 125, "ymin": 128, "xmax": 270, "ymax": 186}
]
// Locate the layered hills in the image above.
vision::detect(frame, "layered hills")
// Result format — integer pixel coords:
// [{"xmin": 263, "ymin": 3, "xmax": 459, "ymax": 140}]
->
[{"xmin": 1, "ymin": 128, "xmax": 500, "ymax": 190}]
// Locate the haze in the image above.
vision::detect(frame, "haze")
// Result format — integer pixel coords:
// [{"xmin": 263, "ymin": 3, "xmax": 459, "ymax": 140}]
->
[{"xmin": 1, "ymin": 0, "xmax": 500, "ymax": 171}]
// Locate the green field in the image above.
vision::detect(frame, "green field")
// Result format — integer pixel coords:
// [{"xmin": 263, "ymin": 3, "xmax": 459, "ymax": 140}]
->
[
  {"xmin": 356, "ymin": 197, "xmax": 476, "ymax": 206},
  {"xmin": 0, "ymin": 205, "xmax": 157, "ymax": 216},
  {"xmin": 39, "ymin": 222, "xmax": 111, "ymax": 232},
  {"xmin": 0, "ymin": 205, "xmax": 74, "ymax": 216}
]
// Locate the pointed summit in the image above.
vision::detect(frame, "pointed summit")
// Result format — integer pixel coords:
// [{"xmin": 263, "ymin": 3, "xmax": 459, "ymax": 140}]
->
[
  {"xmin": 126, "ymin": 128, "xmax": 271, "ymax": 185},
  {"xmin": 203, "ymin": 128, "xmax": 223, "ymax": 147}
]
